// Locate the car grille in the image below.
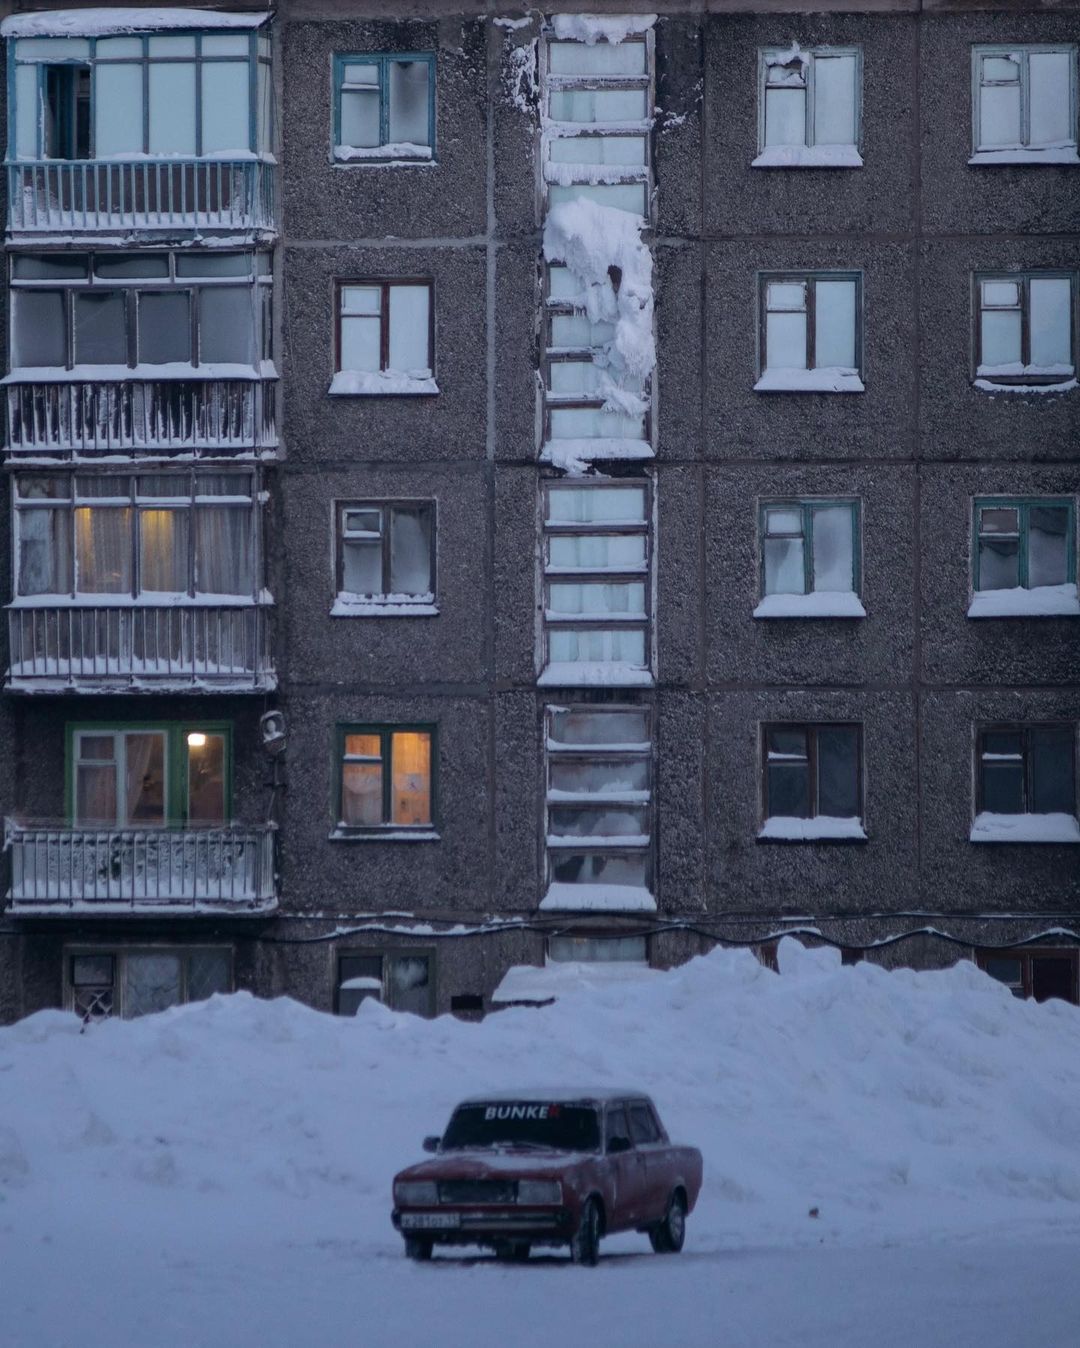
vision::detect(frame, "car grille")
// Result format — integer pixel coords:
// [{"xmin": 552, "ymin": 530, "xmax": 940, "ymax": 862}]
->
[{"xmin": 438, "ymin": 1180, "xmax": 516, "ymax": 1205}]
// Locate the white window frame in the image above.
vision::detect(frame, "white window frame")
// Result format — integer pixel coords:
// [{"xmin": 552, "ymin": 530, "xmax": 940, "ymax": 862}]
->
[
  {"xmin": 754, "ymin": 44, "xmax": 863, "ymax": 169},
  {"xmin": 970, "ymin": 44, "xmax": 1079, "ymax": 165}
]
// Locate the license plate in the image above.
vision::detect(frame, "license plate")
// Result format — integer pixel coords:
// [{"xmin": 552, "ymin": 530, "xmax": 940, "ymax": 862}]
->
[{"xmin": 401, "ymin": 1212, "xmax": 460, "ymax": 1230}]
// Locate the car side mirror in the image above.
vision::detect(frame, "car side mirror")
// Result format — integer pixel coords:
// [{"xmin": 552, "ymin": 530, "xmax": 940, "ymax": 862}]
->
[
  {"xmin": 607, "ymin": 1135, "xmax": 632, "ymax": 1155},
  {"xmin": 422, "ymin": 1135, "xmax": 441, "ymax": 1154}
]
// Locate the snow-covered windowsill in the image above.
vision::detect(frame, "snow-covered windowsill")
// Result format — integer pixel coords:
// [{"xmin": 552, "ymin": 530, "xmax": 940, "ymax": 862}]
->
[
  {"xmin": 328, "ymin": 370, "xmax": 439, "ymax": 397},
  {"xmin": 967, "ymin": 584, "xmax": 1080, "ymax": 619},
  {"xmin": 540, "ymin": 439, "xmax": 654, "ymax": 475},
  {"xmin": 974, "ymin": 364, "xmax": 1076, "ymax": 396},
  {"xmin": 758, "ymin": 816, "xmax": 867, "ymax": 842},
  {"xmin": 538, "ymin": 883, "xmax": 657, "ymax": 913},
  {"xmin": 330, "ymin": 593, "xmax": 438, "ymax": 618},
  {"xmin": 754, "ymin": 592, "xmax": 866, "ymax": 620},
  {"xmin": 333, "ymin": 143, "xmax": 434, "ymax": 166},
  {"xmin": 538, "ymin": 663, "xmax": 654, "ymax": 688},
  {"xmin": 328, "ymin": 828, "xmax": 441, "ymax": 843},
  {"xmin": 970, "ymin": 813, "xmax": 1080, "ymax": 845},
  {"xmin": 754, "ymin": 368, "xmax": 865, "ymax": 394},
  {"xmin": 968, "ymin": 147, "xmax": 1079, "ymax": 167},
  {"xmin": 752, "ymin": 145, "xmax": 863, "ymax": 169}
]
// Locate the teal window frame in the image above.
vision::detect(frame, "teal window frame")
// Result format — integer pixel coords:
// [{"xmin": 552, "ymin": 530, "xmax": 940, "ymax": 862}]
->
[
  {"xmin": 759, "ymin": 498, "xmax": 861, "ymax": 598},
  {"xmin": 972, "ymin": 497, "xmax": 1076, "ymax": 592},
  {"xmin": 334, "ymin": 723, "xmax": 437, "ymax": 833},
  {"xmin": 8, "ymin": 29, "xmax": 271, "ymax": 161},
  {"xmin": 756, "ymin": 45, "xmax": 863, "ymax": 154},
  {"xmin": 331, "ymin": 52, "xmax": 436, "ymax": 159}
]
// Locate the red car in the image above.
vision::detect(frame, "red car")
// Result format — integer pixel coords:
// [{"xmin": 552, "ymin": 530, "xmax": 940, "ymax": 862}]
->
[{"xmin": 391, "ymin": 1089, "xmax": 704, "ymax": 1265}]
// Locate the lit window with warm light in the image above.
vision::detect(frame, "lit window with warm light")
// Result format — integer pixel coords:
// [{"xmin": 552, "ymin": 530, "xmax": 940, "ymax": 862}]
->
[{"xmin": 333, "ymin": 725, "xmax": 436, "ymax": 839}]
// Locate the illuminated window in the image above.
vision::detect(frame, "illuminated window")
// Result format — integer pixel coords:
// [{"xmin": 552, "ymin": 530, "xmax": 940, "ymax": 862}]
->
[{"xmin": 335, "ymin": 725, "xmax": 435, "ymax": 834}]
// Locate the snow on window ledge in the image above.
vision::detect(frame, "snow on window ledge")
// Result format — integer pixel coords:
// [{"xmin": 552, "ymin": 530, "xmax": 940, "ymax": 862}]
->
[
  {"xmin": 330, "ymin": 593, "xmax": 438, "ymax": 618},
  {"xmin": 540, "ymin": 439, "xmax": 654, "ymax": 475},
  {"xmin": 328, "ymin": 828, "xmax": 441, "ymax": 843},
  {"xmin": 538, "ymin": 663, "xmax": 654, "ymax": 688},
  {"xmin": 754, "ymin": 368, "xmax": 865, "ymax": 394},
  {"xmin": 970, "ymin": 813, "xmax": 1080, "ymax": 845},
  {"xmin": 974, "ymin": 378, "xmax": 1077, "ymax": 395},
  {"xmin": 757, "ymin": 816, "xmax": 867, "ymax": 842},
  {"xmin": 1, "ymin": 10, "xmax": 270, "ymax": 37},
  {"xmin": 538, "ymin": 882, "xmax": 658, "ymax": 913},
  {"xmin": 967, "ymin": 584, "xmax": 1080, "ymax": 619},
  {"xmin": 328, "ymin": 370, "xmax": 439, "ymax": 397},
  {"xmin": 491, "ymin": 959, "xmax": 659, "ymax": 1006},
  {"xmin": 333, "ymin": 143, "xmax": 434, "ymax": 166},
  {"xmin": 549, "ymin": 14, "xmax": 657, "ymax": 44},
  {"xmin": 4, "ymin": 362, "xmax": 274, "ymax": 385},
  {"xmin": 753, "ymin": 592, "xmax": 867, "ymax": 620},
  {"xmin": 968, "ymin": 147, "xmax": 1079, "ymax": 167},
  {"xmin": 751, "ymin": 145, "xmax": 863, "ymax": 170}
]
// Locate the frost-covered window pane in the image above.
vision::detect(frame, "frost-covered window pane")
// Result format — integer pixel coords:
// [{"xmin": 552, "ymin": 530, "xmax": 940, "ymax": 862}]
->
[
  {"xmin": 550, "ymin": 758, "xmax": 649, "ymax": 795},
  {"xmin": 549, "ymin": 135, "xmax": 647, "ymax": 166},
  {"xmin": 981, "ymin": 311, "xmax": 1021, "ymax": 367},
  {"xmin": 548, "ymin": 934, "xmax": 647, "ymax": 962},
  {"xmin": 148, "ymin": 62, "xmax": 196, "ymax": 155},
  {"xmin": 340, "ymin": 301, "xmax": 382, "ymax": 371},
  {"xmin": 764, "ymin": 537, "xmax": 804, "ymax": 595},
  {"xmin": 549, "ymin": 88, "xmax": 648, "ymax": 123},
  {"xmin": 812, "ymin": 506, "xmax": 854, "ymax": 592},
  {"xmin": 194, "ymin": 507, "xmax": 253, "ymax": 595},
  {"xmin": 201, "ymin": 62, "xmax": 251, "ymax": 154},
  {"xmin": 340, "ymin": 63, "xmax": 380, "ymax": 148},
  {"xmin": 123, "ymin": 954, "xmax": 181, "ymax": 1019},
  {"xmin": 387, "ymin": 60, "xmax": 431, "ymax": 145},
  {"xmin": 551, "ymin": 313, "xmax": 616, "ymax": 347},
  {"xmin": 199, "ymin": 287, "xmax": 256, "ymax": 365},
  {"xmin": 389, "ymin": 507, "xmax": 433, "ymax": 594},
  {"xmin": 765, "ymin": 86, "xmax": 805, "ymax": 147},
  {"xmin": 1031, "ymin": 728, "xmax": 1075, "ymax": 815},
  {"xmin": 14, "ymin": 65, "xmax": 38, "ymax": 159},
  {"xmin": 74, "ymin": 291, "xmax": 127, "ymax": 365},
  {"xmin": 95, "ymin": 64, "xmax": 143, "ymax": 157},
  {"xmin": 548, "ymin": 581, "xmax": 645, "ymax": 617},
  {"xmin": 549, "ymin": 533, "xmax": 646, "ymax": 571},
  {"xmin": 979, "ymin": 81, "xmax": 1021, "ymax": 149},
  {"xmin": 13, "ymin": 291, "xmax": 66, "ymax": 367},
  {"xmin": 391, "ymin": 731, "xmax": 431, "ymax": 826},
  {"xmin": 139, "ymin": 508, "xmax": 188, "ymax": 591},
  {"xmin": 1029, "ymin": 278, "xmax": 1073, "ymax": 369},
  {"xmin": 548, "ymin": 41, "xmax": 646, "ymax": 77},
  {"xmin": 342, "ymin": 762, "xmax": 383, "ymax": 826},
  {"xmin": 550, "ymin": 851, "xmax": 649, "ymax": 888},
  {"xmin": 766, "ymin": 311, "xmax": 807, "ymax": 370},
  {"xmin": 550, "ymin": 804, "xmax": 647, "ymax": 838},
  {"xmin": 187, "ymin": 949, "xmax": 231, "ymax": 1001},
  {"xmin": 549, "ymin": 708, "xmax": 648, "ymax": 747},
  {"xmin": 75, "ymin": 506, "xmax": 131, "ymax": 593},
  {"xmin": 1028, "ymin": 507, "xmax": 1069, "ymax": 587},
  {"xmin": 815, "ymin": 280, "xmax": 856, "ymax": 368},
  {"xmin": 549, "ymin": 485, "xmax": 646, "ymax": 524},
  {"xmin": 549, "ymin": 627, "xmax": 645, "ymax": 664},
  {"xmin": 388, "ymin": 285, "xmax": 430, "ymax": 371},
  {"xmin": 387, "ymin": 956, "xmax": 430, "ymax": 1015},
  {"xmin": 1028, "ymin": 52, "xmax": 1072, "ymax": 148},
  {"xmin": 342, "ymin": 539, "xmax": 382, "ymax": 594},
  {"xmin": 813, "ymin": 54, "xmax": 856, "ymax": 146},
  {"xmin": 549, "ymin": 407, "xmax": 645, "ymax": 441},
  {"xmin": 138, "ymin": 292, "xmax": 190, "ymax": 365},
  {"xmin": 17, "ymin": 508, "xmax": 72, "ymax": 595},
  {"xmin": 817, "ymin": 727, "xmax": 859, "ymax": 816},
  {"xmin": 547, "ymin": 181, "xmax": 648, "ymax": 213}
]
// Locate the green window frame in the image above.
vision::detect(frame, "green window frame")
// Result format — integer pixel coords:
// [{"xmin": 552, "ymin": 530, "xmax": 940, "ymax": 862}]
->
[
  {"xmin": 759, "ymin": 498, "xmax": 861, "ymax": 598},
  {"xmin": 331, "ymin": 52, "xmax": 435, "ymax": 160},
  {"xmin": 973, "ymin": 498, "xmax": 1076, "ymax": 593},
  {"xmin": 971, "ymin": 45, "xmax": 1078, "ymax": 157},
  {"xmin": 64, "ymin": 720, "xmax": 233, "ymax": 828},
  {"xmin": 334, "ymin": 724, "xmax": 437, "ymax": 834}
]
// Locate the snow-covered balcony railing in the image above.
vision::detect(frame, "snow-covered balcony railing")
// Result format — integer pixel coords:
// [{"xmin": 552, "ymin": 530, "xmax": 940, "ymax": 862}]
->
[
  {"xmin": 4, "ymin": 374, "xmax": 277, "ymax": 462},
  {"xmin": 5, "ymin": 820, "xmax": 277, "ymax": 914},
  {"xmin": 6, "ymin": 603, "xmax": 275, "ymax": 693},
  {"xmin": 7, "ymin": 159, "xmax": 275, "ymax": 237}
]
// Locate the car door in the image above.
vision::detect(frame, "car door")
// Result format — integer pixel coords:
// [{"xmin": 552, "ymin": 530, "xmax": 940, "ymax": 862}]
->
[
  {"xmin": 603, "ymin": 1101, "xmax": 647, "ymax": 1230},
  {"xmin": 627, "ymin": 1100, "xmax": 668, "ymax": 1222}
]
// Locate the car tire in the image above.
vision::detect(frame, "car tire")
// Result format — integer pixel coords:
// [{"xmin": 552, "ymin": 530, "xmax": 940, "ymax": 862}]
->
[
  {"xmin": 404, "ymin": 1236, "xmax": 434, "ymax": 1261},
  {"xmin": 569, "ymin": 1197, "xmax": 601, "ymax": 1267},
  {"xmin": 649, "ymin": 1191, "xmax": 687, "ymax": 1254}
]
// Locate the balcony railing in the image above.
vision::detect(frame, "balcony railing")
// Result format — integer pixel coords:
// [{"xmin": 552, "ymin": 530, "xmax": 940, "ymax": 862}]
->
[
  {"xmin": 6, "ymin": 604, "xmax": 276, "ymax": 693},
  {"xmin": 5, "ymin": 376, "xmax": 277, "ymax": 461},
  {"xmin": 5, "ymin": 820, "xmax": 277, "ymax": 913},
  {"xmin": 7, "ymin": 158, "xmax": 275, "ymax": 236}
]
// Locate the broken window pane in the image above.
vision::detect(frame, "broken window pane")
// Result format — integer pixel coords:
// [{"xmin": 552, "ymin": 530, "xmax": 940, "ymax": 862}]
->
[
  {"xmin": 813, "ymin": 54, "xmax": 856, "ymax": 146},
  {"xmin": 815, "ymin": 280, "xmax": 857, "ymax": 368},
  {"xmin": 1028, "ymin": 507, "xmax": 1069, "ymax": 587},
  {"xmin": 389, "ymin": 507, "xmax": 432, "ymax": 594},
  {"xmin": 811, "ymin": 505, "xmax": 854, "ymax": 592},
  {"xmin": 1029, "ymin": 278, "xmax": 1072, "ymax": 369},
  {"xmin": 138, "ymin": 292, "xmax": 190, "ymax": 365},
  {"xmin": 387, "ymin": 60, "xmax": 430, "ymax": 145},
  {"xmin": 13, "ymin": 290, "xmax": 66, "ymax": 367},
  {"xmin": 1028, "ymin": 52, "xmax": 1072, "ymax": 148},
  {"xmin": 387, "ymin": 285, "xmax": 430, "ymax": 371}
]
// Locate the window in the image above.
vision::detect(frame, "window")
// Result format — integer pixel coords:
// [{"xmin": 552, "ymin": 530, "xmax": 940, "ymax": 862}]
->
[
  {"xmin": 336, "ymin": 950, "xmax": 433, "ymax": 1016},
  {"xmin": 542, "ymin": 705, "xmax": 655, "ymax": 911},
  {"xmin": 760, "ymin": 723, "xmax": 865, "ymax": 840},
  {"xmin": 977, "ymin": 948, "xmax": 1079, "ymax": 1004},
  {"xmin": 67, "ymin": 946, "xmax": 231, "ymax": 1021},
  {"xmin": 755, "ymin": 499, "xmax": 864, "ymax": 618},
  {"xmin": 627, "ymin": 1101, "xmax": 662, "ymax": 1145},
  {"xmin": 333, "ymin": 53, "xmax": 434, "ymax": 162},
  {"xmin": 756, "ymin": 274, "xmax": 863, "ymax": 393},
  {"xmin": 973, "ymin": 274, "xmax": 1075, "ymax": 390},
  {"xmin": 333, "ymin": 501, "xmax": 436, "ymax": 615},
  {"xmin": 331, "ymin": 280, "xmax": 436, "ymax": 395},
  {"xmin": 69, "ymin": 723, "xmax": 231, "ymax": 828},
  {"xmin": 10, "ymin": 29, "xmax": 272, "ymax": 161},
  {"xmin": 755, "ymin": 44, "xmax": 861, "ymax": 168},
  {"xmin": 970, "ymin": 499, "xmax": 1078, "ymax": 618},
  {"xmin": 14, "ymin": 471, "xmax": 260, "ymax": 600},
  {"xmin": 547, "ymin": 934, "xmax": 648, "ymax": 963},
  {"xmin": 334, "ymin": 726, "xmax": 436, "ymax": 837},
  {"xmin": 971, "ymin": 46, "xmax": 1078, "ymax": 164},
  {"xmin": 9, "ymin": 251, "xmax": 272, "ymax": 372},
  {"xmin": 540, "ymin": 480, "xmax": 652, "ymax": 686},
  {"xmin": 972, "ymin": 724, "xmax": 1079, "ymax": 843}
]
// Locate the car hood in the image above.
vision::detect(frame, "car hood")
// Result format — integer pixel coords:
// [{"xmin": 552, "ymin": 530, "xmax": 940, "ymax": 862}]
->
[{"xmin": 396, "ymin": 1149, "xmax": 595, "ymax": 1182}]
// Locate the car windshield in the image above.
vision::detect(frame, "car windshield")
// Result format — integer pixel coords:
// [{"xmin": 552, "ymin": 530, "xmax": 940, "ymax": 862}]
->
[{"xmin": 441, "ymin": 1102, "xmax": 601, "ymax": 1153}]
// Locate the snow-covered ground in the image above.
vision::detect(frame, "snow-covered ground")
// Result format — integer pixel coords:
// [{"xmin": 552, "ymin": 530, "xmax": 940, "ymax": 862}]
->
[{"xmin": 2, "ymin": 941, "xmax": 1079, "ymax": 1347}]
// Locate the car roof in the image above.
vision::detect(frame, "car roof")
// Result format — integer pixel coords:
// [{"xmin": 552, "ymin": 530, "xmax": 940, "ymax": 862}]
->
[{"xmin": 456, "ymin": 1089, "xmax": 651, "ymax": 1106}]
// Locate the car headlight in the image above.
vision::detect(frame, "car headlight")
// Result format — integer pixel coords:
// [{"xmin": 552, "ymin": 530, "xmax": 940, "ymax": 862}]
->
[
  {"xmin": 395, "ymin": 1181, "xmax": 438, "ymax": 1205},
  {"xmin": 517, "ymin": 1179, "xmax": 562, "ymax": 1205}
]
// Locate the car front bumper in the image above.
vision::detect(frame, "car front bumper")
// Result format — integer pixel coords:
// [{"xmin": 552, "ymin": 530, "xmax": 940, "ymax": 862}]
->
[{"xmin": 393, "ymin": 1206, "xmax": 574, "ymax": 1242}]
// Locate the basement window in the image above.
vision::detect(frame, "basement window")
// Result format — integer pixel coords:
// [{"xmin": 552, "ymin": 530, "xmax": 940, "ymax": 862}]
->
[
  {"xmin": 977, "ymin": 948, "xmax": 1079, "ymax": 1004},
  {"xmin": 67, "ymin": 946, "xmax": 232, "ymax": 1021},
  {"xmin": 336, "ymin": 951, "xmax": 434, "ymax": 1016}
]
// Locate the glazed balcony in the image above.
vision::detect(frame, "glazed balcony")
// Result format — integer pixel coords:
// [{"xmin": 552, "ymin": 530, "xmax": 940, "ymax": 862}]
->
[
  {"xmin": 5, "ymin": 820, "xmax": 277, "ymax": 915},
  {"xmin": 7, "ymin": 158, "xmax": 275, "ymax": 238},
  {"xmin": 4, "ymin": 374, "xmax": 277, "ymax": 462},
  {"xmin": 6, "ymin": 603, "xmax": 275, "ymax": 693}
]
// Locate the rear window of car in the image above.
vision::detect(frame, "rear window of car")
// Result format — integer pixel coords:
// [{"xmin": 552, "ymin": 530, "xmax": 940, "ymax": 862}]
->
[
  {"xmin": 628, "ymin": 1102, "xmax": 661, "ymax": 1145},
  {"xmin": 442, "ymin": 1101, "xmax": 601, "ymax": 1153}
]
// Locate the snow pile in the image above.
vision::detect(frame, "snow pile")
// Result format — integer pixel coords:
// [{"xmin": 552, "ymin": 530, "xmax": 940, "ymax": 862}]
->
[
  {"xmin": 1, "ymin": 9, "xmax": 269, "ymax": 37},
  {"xmin": 550, "ymin": 14, "xmax": 655, "ymax": 45}
]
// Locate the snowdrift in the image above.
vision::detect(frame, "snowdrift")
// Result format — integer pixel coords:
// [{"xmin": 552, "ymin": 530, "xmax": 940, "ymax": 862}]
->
[{"xmin": 2, "ymin": 942, "xmax": 1080, "ymax": 1256}]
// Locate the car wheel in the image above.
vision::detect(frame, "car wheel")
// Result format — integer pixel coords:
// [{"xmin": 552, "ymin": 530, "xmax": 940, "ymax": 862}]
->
[
  {"xmin": 404, "ymin": 1236, "xmax": 434, "ymax": 1261},
  {"xmin": 649, "ymin": 1191, "xmax": 687, "ymax": 1254},
  {"xmin": 570, "ymin": 1197, "xmax": 601, "ymax": 1266}
]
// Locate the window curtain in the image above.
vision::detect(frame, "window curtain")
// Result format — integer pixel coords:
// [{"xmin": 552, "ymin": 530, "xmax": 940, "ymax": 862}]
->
[
  {"xmin": 75, "ymin": 506, "xmax": 132, "ymax": 593},
  {"xmin": 194, "ymin": 506, "xmax": 253, "ymax": 596},
  {"xmin": 139, "ymin": 509, "xmax": 188, "ymax": 592},
  {"xmin": 391, "ymin": 732, "xmax": 431, "ymax": 825}
]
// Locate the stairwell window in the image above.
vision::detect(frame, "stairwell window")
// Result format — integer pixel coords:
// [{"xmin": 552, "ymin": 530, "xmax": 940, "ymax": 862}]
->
[
  {"xmin": 972, "ymin": 725, "xmax": 1080, "ymax": 843},
  {"xmin": 755, "ymin": 44, "xmax": 862, "ymax": 169},
  {"xmin": 971, "ymin": 46, "xmax": 1078, "ymax": 165},
  {"xmin": 759, "ymin": 724, "xmax": 866, "ymax": 841},
  {"xmin": 974, "ymin": 274, "xmax": 1076, "ymax": 391},
  {"xmin": 969, "ymin": 499, "xmax": 1078, "ymax": 617},
  {"xmin": 333, "ymin": 726, "xmax": 437, "ymax": 839},
  {"xmin": 755, "ymin": 274, "xmax": 864, "ymax": 393},
  {"xmin": 755, "ymin": 499, "xmax": 865, "ymax": 619},
  {"xmin": 331, "ymin": 280, "xmax": 437, "ymax": 396},
  {"xmin": 333, "ymin": 54, "xmax": 434, "ymax": 163}
]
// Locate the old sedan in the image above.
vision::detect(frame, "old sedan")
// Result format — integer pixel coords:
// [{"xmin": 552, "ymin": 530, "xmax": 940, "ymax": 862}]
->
[{"xmin": 391, "ymin": 1089, "xmax": 703, "ymax": 1265}]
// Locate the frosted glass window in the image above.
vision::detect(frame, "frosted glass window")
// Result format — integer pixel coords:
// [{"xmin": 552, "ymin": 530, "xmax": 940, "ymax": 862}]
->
[
  {"xmin": 975, "ymin": 47, "xmax": 1077, "ymax": 153},
  {"xmin": 763, "ymin": 501, "xmax": 858, "ymax": 597},
  {"xmin": 199, "ymin": 287, "xmax": 256, "ymax": 365},
  {"xmin": 766, "ymin": 312, "xmax": 807, "ymax": 369},
  {"xmin": 389, "ymin": 508, "xmax": 433, "ymax": 594},
  {"xmin": 815, "ymin": 280, "xmax": 857, "ymax": 368},
  {"xmin": 202, "ymin": 35, "xmax": 250, "ymax": 57},
  {"xmin": 340, "ymin": 63, "xmax": 380, "ymax": 148},
  {"xmin": 15, "ymin": 65, "xmax": 38, "ymax": 159},
  {"xmin": 549, "ymin": 135, "xmax": 647, "ymax": 165},
  {"xmin": 549, "ymin": 408, "xmax": 645, "ymax": 440},
  {"xmin": 549, "ymin": 628, "xmax": 646, "ymax": 664},
  {"xmin": 336, "ymin": 55, "xmax": 433, "ymax": 154},
  {"xmin": 549, "ymin": 534, "xmax": 646, "ymax": 570},
  {"xmin": 149, "ymin": 37, "xmax": 196, "ymax": 57},
  {"xmin": 812, "ymin": 506, "xmax": 854, "ymax": 591},
  {"xmin": 980, "ymin": 83, "xmax": 1021, "ymax": 147},
  {"xmin": 547, "ymin": 182, "xmax": 647, "ymax": 214},
  {"xmin": 148, "ymin": 63, "xmax": 196, "ymax": 155},
  {"xmin": 17, "ymin": 507, "xmax": 72, "ymax": 595},
  {"xmin": 1028, "ymin": 52, "xmax": 1072, "ymax": 148},
  {"xmin": 124, "ymin": 954, "xmax": 181, "ymax": 1019},
  {"xmin": 764, "ymin": 87, "xmax": 805, "ymax": 147},
  {"xmin": 201, "ymin": 62, "xmax": 251, "ymax": 154},
  {"xmin": 551, "ymin": 314, "xmax": 616, "ymax": 348},
  {"xmin": 339, "ymin": 502, "xmax": 434, "ymax": 599},
  {"xmin": 387, "ymin": 285, "xmax": 430, "ymax": 371},
  {"xmin": 74, "ymin": 292, "xmax": 127, "ymax": 365},
  {"xmin": 1029, "ymin": 278, "xmax": 1073, "ymax": 369},
  {"xmin": 762, "ymin": 48, "xmax": 858, "ymax": 150},
  {"xmin": 138, "ymin": 292, "xmax": 190, "ymax": 364},
  {"xmin": 388, "ymin": 60, "xmax": 430, "ymax": 144},
  {"xmin": 95, "ymin": 39, "xmax": 143, "ymax": 58},
  {"xmin": 16, "ymin": 38, "xmax": 90, "ymax": 60},
  {"xmin": 813, "ymin": 55, "xmax": 857, "ymax": 145},
  {"xmin": 978, "ymin": 275, "xmax": 1074, "ymax": 378},
  {"xmin": 95, "ymin": 64, "xmax": 143, "ymax": 157},
  {"xmin": 548, "ymin": 41, "xmax": 646, "ymax": 77},
  {"xmin": 13, "ymin": 291, "xmax": 66, "ymax": 367},
  {"xmin": 548, "ymin": 88, "xmax": 648, "ymax": 123},
  {"xmin": 548, "ymin": 486, "xmax": 646, "ymax": 524},
  {"xmin": 548, "ymin": 582, "xmax": 645, "ymax": 617}
]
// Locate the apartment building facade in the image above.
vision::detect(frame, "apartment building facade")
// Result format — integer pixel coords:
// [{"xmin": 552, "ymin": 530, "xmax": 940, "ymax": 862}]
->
[{"xmin": 0, "ymin": 0, "xmax": 1077, "ymax": 1025}]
